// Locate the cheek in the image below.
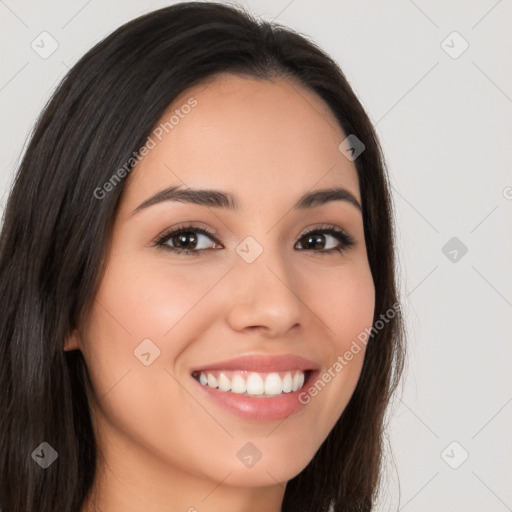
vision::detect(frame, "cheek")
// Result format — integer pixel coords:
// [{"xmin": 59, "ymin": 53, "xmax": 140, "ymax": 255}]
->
[
  {"xmin": 300, "ymin": 257, "xmax": 375, "ymax": 350},
  {"xmin": 87, "ymin": 252, "xmax": 231, "ymax": 348},
  {"xmin": 79, "ymin": 247, "xmax": 376, "ymax": 486},
  {"xmin": 79, "ymin": 255, "xmax": 242, "ymax": 476},
  {"xmin": 294, "ymin": 260, "xmax": 375, "ymax": 428},
  {"xmin": 86, "ymin": 251, "xmax": 374, "ymax": 412},
  {"xmin": 82, "ymin": 259, "xmax": 235, "ymax": 427}
]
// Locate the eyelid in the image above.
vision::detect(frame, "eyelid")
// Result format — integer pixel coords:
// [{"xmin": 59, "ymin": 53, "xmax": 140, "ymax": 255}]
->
[
  {"xmin": 298, "ymin": 223, "xmax": 351, "ymax": 238},
  {"xmin": 153, "ymin": 222, "xmax": 221, "ymax": 249},
  {"xmin": 153, "ymin": 222, "xmax": 356, "ymax": 255},
  {"xmin": 296, "ymin": 224, "xmax": 356, "ymax": 251}
]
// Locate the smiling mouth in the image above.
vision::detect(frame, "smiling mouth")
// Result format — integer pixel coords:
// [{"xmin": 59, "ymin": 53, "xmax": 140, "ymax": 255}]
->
[{"xmin": 191, "ymin": 369, "xmax": 312, "ymax": 398}]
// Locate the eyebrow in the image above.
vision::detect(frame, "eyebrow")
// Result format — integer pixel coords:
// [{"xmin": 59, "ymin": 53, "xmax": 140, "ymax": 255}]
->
[{"xmin": 130, "ymin": 185, "xmax": 362, "ymax": 216}]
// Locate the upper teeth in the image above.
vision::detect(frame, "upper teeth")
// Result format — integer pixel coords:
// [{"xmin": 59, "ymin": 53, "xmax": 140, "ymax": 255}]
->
[{"xmin": 196, "ymin": 370, "xmax": 306, "ymax": 396}]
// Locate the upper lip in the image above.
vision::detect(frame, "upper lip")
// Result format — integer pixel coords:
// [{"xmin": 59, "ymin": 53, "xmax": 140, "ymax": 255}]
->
[{"xmin": 190, "ymin": 354, "xmax": 320, "ymax": 373}]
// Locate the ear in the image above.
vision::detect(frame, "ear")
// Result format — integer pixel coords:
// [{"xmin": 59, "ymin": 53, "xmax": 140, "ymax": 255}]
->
[{"xmin": 63, "ymin": 328, "xmax": 81, "ymax": 352}]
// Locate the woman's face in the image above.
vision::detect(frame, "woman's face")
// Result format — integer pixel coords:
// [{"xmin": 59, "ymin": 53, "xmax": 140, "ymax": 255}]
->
[{"xmin": 67, "ymin": 73, "xmax": 375, "ymax": 493}]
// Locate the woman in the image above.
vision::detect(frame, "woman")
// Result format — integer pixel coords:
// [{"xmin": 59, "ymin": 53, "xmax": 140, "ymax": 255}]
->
[{"xmin": 0, "ymin": 2, "xmax": 405, "ymax": 511}]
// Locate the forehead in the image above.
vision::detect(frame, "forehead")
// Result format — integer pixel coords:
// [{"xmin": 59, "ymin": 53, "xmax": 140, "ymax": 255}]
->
[{"xmin": 121, "ymin": 73, "xmax": 360, "ymax": 213}]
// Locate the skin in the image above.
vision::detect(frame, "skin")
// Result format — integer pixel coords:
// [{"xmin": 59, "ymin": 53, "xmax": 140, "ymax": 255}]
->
[{"xmin": 65, "ymin": 73, "xmax": 375, "ymax": 512}]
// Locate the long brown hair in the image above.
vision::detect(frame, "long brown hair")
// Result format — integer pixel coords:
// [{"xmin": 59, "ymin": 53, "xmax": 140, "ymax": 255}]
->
[{"xmin": 0, "ymin": 3, "xmax": 405, "ymax": 511}]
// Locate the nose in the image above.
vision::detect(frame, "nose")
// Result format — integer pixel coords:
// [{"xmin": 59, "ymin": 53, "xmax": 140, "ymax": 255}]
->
[{"xmin": 225, "ymin": 245, "xmax": 304, "ymax": 338}]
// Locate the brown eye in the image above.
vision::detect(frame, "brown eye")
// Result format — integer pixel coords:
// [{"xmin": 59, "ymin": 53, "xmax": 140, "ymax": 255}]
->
[
  {"xmin": 155, "ymin": 225, "xmax": 221, "ymax": 255},
  {"xmin": 295, "ymin": 227, "xmax": 355, "ymax": 254}
]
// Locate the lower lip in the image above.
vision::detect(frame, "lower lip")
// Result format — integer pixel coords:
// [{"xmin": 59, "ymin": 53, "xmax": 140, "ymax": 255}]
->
[{"xmin": 193, "ymin": 372, "xmax": 315, "ymax": 422}]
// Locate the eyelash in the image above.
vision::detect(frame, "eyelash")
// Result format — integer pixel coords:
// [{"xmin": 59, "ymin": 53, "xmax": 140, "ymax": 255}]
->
[{"xmin": 154, "ymin": 223, "xmax": 356, "ymax": 256}]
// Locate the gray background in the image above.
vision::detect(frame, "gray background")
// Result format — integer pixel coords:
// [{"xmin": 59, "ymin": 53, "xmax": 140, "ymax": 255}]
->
[{"xmin": 1, "ymin": 1, "xmax": 511, "ymax": 510}]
